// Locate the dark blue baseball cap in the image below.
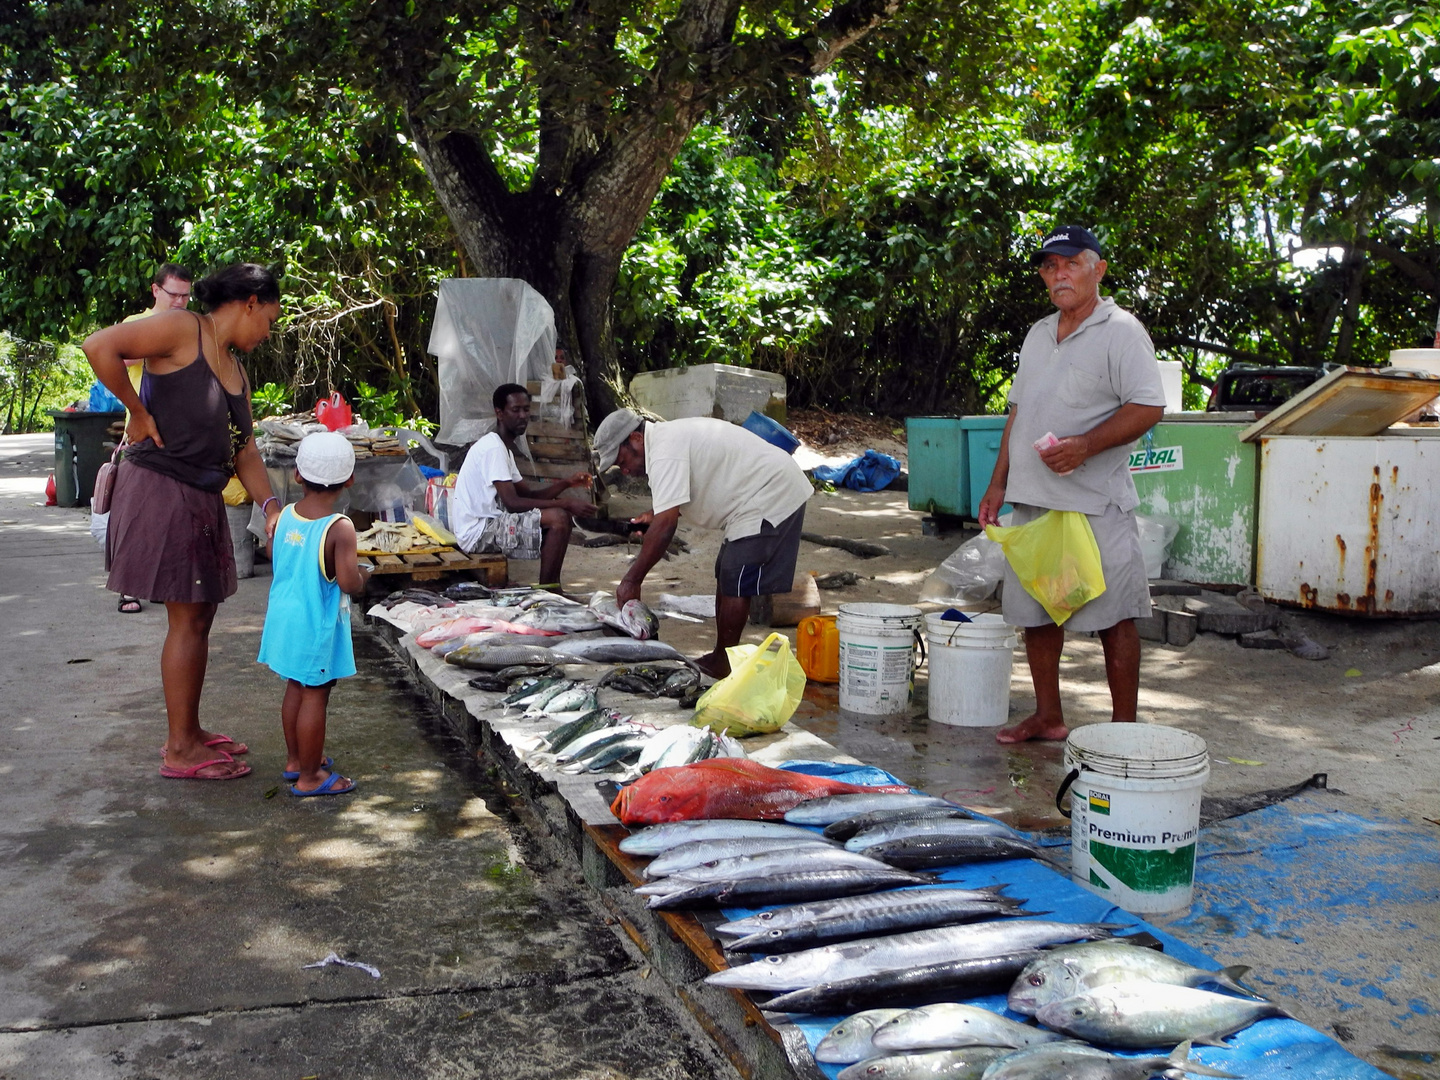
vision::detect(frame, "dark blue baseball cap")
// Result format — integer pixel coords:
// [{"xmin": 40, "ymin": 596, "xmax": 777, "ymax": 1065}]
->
[{"xmin": 1032, "ymin": 225, "xmax": 1103, "ymax": 265}]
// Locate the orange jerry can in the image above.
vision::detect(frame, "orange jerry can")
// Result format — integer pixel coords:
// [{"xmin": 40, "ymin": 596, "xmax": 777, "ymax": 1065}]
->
[{"xmin": 797, "ymin": 615, "xmax": 840, "ymax": 683}]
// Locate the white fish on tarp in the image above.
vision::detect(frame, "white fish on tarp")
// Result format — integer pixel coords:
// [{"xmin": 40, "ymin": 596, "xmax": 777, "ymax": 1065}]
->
[
  {"xmin": 837, "ymin": 1046, "xmax": 1010, "ymax": 1080},
  {"xmin": 980, "ymin": 1039, "xmax": 1240, "ymax": 1080},
  {"xmin": 644, "ymin": 835, "xmax": 838, "ymax": 880},
  {"xmin": 815, "ymin": 1009, "xmax": 910, "ymax": 1064},
  {"xmin": 1007, "ymin": 939, "xmax": 1256, "ymax": 1016},
  {"xmin": 618, "ymin": 819, "xmax": 823, "ymax": 855},
  {"xmin": 514, "ymin": 605, "xmax": 605, "ymax": 634},
  {"xmin": 871, "ymin": 1003, "xmax": 1065, "ymax": 1051},
  {"xmin": 1034, "ymin": 983, "xmax": 1288, "ymax": 1049}
]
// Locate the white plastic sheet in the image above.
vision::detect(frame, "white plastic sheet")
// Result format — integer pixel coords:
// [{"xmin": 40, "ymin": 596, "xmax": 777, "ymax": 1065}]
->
[{"xmin": 428, "ymin": 278, "xmax": 557, "ymax": 444}]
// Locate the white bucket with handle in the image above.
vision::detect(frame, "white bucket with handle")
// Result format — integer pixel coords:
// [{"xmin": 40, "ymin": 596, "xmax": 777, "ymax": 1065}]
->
[
  {"xmin": 837, "ymin": 603, "xmax": 923, "ymax": 715},
  {"xmin": 924, "ymin": 613, "xmax": 1017, "ymax": 726},
  {"xmin": 1058, "ymin": 723, "xmax": 1209, "ymax": 914}
]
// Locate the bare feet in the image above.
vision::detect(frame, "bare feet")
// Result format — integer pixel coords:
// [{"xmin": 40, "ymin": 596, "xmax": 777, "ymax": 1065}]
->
[
  {"xmin": 693, "ymin": 651, "xmax": 731, "ymax": 680},
  {"xmin": 995, "ymin": 714, "xmax": 1070, "ymax": 744}
]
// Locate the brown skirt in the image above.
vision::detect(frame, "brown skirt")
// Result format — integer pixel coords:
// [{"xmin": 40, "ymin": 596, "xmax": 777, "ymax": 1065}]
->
[{"xmin": 106, "ymin": 462, "xmax": 238, "ymax": 604}]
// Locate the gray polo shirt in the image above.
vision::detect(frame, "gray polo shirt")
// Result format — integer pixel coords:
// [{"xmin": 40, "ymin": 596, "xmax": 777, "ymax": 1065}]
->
[{"xmin": 1006, "ymin": 297, "xmax": 1165, "ymax": 515}]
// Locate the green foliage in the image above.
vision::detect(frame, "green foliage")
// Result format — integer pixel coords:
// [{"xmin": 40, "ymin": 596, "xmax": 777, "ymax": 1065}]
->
[
  {"xmin": 251, "ymin": 381, "xmax": 292, "ymax": 418},
  {"xmin": 0, "ymin": 337, "xmax": 93, "ymax": 433}
]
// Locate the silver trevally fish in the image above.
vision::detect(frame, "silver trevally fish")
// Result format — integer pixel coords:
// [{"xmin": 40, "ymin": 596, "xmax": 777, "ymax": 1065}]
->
[
  {"xmin": 980, "ymin": 1039, "xmax": 1240, "ymax": 1079},
  {"xmin": 784, "ymin": 792, "xmax": 954, "ymax": 825},
  {"xmin": 724, "ymin": 897, "xmax": 1025, "ymax": 955},
  {"xmin": 815, "ymin": 1009, "xmax": 911, "ymax": 1065},
  {"xmin": 1034, "ymin": 983, "xmax": 1287, "ymax": 1048},
  {"xmin": 515, "ymin": 605, "xmax": 605, "ymax": 634},
  {"xmin": 705, "ymin": 921, "xmax": 1121, "ymax": 992},
  {"xmin": 644, "ymin": 835, "xmax": 838, "ymax": 879},
  {"xmin": 619, "ymin": 819, "xmax": 823, "ymax": 855},
  {"xmin": 845, "ymin": 817, "xmax": 1019, "ymax": 851},
  {"xmin": 871, "ymin": 1003, "xmax": 1065, "ymax": 1052},
  {"xmin": 837, "ymin": 1047, "xmax": 1010, "ymax": 1080},
  {"xmin": 715, "ymin": 885, "xmax": 1012, "ymax": 936},
  {"xmin": 1007, "ymin": 940, "xmax": 1255, "ymax": 1016}
]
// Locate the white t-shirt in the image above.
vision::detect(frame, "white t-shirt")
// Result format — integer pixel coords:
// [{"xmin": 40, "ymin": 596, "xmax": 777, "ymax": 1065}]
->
[
  {"xmin": 1006, "ymin": 297, "xmax": 1166, "ymax": 514},
  {"xmin": 452, "ymin": 432, "xmax": 523, "ymax": 550},
  {"xmin": 645, "ymin": 418, "xmax": 812, "ymax": 541}
]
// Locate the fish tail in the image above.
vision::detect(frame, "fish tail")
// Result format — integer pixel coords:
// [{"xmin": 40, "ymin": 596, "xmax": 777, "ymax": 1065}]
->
[
  {"xmin": 1208, "ymin": 965, "xmax": 1261, "ymax": 998},
  {"xmin": 1166, "ymin": 1041, "xmax": 1241, "ymax": 1078}
]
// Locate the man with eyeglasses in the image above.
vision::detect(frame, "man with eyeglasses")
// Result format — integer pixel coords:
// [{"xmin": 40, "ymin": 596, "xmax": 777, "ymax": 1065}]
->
[
  {"xmin": 977, "ymin": 226, "xmax": 1165, "ymax": 743},
  {"xmin": 115, "ymin": 263, "xmax": 192, "ymax": 613}
]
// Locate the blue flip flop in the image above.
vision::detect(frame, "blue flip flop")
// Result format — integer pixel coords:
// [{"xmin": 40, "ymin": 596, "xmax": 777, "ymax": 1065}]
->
[
  {"xmin": 289, "ymin": 770, "xmax": 356, "ymax": 797},
  {"xmin": 282, "ymin": 756, "xmax": 333, "ymax": 781}
]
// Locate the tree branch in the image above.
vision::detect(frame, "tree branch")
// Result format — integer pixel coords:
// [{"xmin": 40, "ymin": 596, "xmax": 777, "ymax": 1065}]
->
[
  {"xmin": 1152, "ymin": 335, "xmax": 1289, "ymax": 366},
  {"xmin": 802, "ymin": 0, "xmax": 905, "ymax": 74}
]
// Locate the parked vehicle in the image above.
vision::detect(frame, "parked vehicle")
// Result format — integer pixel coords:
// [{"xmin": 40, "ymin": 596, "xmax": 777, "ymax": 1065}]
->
[{"xmin": 1206, "ymin": 364, "xmax": 1327, "ymax": 414}]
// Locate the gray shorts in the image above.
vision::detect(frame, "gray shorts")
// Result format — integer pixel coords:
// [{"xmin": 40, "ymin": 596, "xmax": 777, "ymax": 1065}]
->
[
  {"xmin": 1000, "ymin": 503, "xmax": 1151, "ymax": 631},
  {"xmin": 474, "ymin": 509, "xmax": 543, "ymax": 560},
  {"xmin": 715, "ymin": 506, "xmax": 806, "ymax": 598}
]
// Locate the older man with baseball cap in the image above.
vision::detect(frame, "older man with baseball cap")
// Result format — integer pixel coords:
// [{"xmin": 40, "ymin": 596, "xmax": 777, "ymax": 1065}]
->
[
  {"xmin": 593, "ymin": 409, "xmax": 812, "ymax": 677},
  {"xmin": 977, "ymin": 225, "xmax": 1167, "ymax": 743}
]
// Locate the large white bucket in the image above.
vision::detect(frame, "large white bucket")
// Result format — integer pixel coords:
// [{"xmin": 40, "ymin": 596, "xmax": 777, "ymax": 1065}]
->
[
  {"xmin": 837, "ymin": 603, "xmax": 923, "ymax": 715},
  {"xmin": 925, "ymin": 613, "xmax": 1017, "ymax": 727},
  {"xmin": 1060, "ymin": 723, "xmax": 1209, "ymax": 914}
]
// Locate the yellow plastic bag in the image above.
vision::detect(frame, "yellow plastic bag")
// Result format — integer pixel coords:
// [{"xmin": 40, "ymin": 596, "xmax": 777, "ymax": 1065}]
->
[
  {"xmin": 985, "ymin": 510, "xmax": 1105, "ymax": 625},
  {"xmin": 690, "ymin": 632, "xmax": 807, "ymax": 738},
  {"xmin": 220, "ymin": 476, "xmax": 251, "ymax": 506}
]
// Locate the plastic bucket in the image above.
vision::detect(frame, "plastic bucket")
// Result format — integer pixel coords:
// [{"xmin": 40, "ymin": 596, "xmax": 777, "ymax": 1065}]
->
[
  {"xmin": 225, "ymin": 504, "xmax": 255, "ymax": 579},
  {"xmin": 837, "ymin": 603, "xmax": 922, "ymax": 715},
  {"xmin": 741, "ymin": 410, "xmax": 801, "ymax": 454},
  {"xmin": 924, "ymin": 613, "xmax": 1017, "ymax": 727},
  {"xmin": 1058, "ymin": 724, "xmax": 1210, "ymax": 914}
]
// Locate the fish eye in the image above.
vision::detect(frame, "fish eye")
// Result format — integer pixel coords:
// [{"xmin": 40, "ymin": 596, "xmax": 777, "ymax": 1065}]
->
[
  {"xmin": 767, "ymin": 929, "xmax": 782, "ymax": 938},
  {"xmin": 757, "ymin": 912, "xmax": 773, "ymax": 922},
  {"xmin": 1028, "ymin": 973, "xmax": 1045, "ymax": 986},
  {"xmin": 764, "ymin": 956, "xmax": 783, "ymax": 965}
]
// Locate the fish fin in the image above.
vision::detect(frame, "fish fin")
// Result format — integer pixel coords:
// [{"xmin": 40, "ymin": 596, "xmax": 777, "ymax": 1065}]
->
[
  {"xmin": 1192, "ymin": 1036, "xmax": 1233, "ymax": 1049},
  {"xmin": 1206, "ymin": 965, "xmax": 1261, "ymax": 997}
]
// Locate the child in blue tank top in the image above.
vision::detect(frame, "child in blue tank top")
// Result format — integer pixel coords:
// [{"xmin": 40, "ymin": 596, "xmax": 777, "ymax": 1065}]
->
[{"xmin": 257, "ymin": 432, "xmax": 371, "ymax": 796}]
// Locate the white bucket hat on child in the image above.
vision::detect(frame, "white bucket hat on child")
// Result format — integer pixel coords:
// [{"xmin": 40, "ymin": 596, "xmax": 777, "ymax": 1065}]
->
[{"xmin": 296, "ymin": 431, "xmax": 356, "ymax": 485}]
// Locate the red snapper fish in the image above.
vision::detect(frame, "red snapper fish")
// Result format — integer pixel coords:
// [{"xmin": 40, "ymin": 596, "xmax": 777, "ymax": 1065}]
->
[
  {"xmin": 611, "ymin": 759, "xmax": 912, "ymax": 825},
  {"xmin": 416, "ymin": 617, "xmax": 560, "ymax": 649}
]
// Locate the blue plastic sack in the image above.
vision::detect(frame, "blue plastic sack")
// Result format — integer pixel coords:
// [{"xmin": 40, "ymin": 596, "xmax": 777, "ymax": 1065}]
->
[
  {"xmin": 88, "ymin": 382, "xmax": 124, "ymax": 412},
  {"xmin": 811, "ymin": 449, "xmax": 901, "ymax": 492}
]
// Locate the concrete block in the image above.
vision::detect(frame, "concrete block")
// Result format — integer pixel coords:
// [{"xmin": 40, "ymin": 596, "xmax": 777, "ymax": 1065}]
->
[
  {"xmin": 1165, "ymin": 610, "xmax": 1198, "ymax": 647},
  {"xmin": 1185, "ymin": 592, "xmax": 1281, "ymax": 635},
  {"xmin": 1239, "ymin": 630, "xmax": 1289, "ymax": 650},
  {"xmin": 1149, "ymin": 581, "xmax": 1203, "ymax": 596},
  {"xmin": 1136, "ymin": 613, "xmax": 1167, "ymax": 642}
]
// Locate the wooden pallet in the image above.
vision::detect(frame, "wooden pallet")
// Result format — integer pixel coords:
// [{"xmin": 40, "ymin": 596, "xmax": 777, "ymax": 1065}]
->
[{"xmin": 359, "ymin": 547, "xmax": 507, "ymax": 584}]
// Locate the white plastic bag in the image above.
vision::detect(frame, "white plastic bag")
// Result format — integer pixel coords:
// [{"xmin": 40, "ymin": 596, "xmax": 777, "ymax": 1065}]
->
[
  {"xmin": 89, "ymin": 511, "xmax": 109, "ymax": 548},
  {"xmin": 920, "ymin": 529, "xmax": 1009, "ymax": 603},
  {"xmin": 1135, "ymin": 512, "xmax": 1181, "ymax": 579}
]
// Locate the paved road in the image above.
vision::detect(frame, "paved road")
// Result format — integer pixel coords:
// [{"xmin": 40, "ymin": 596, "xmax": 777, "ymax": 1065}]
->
[{"xmin": 0, "ymin": 434, "xmax": 741, "ymax": 1080}]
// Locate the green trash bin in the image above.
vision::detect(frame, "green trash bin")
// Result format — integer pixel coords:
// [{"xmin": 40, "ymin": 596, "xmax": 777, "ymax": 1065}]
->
[
  {"xmin": 51, "ymin": 410, "xmax": 124, "ymax": 507},
  {"xmin": 961, "ymin": 415, "xmax": 1012, "ymax": 519},
  {"xmin": 906, "ymin": 416, "xmax": 968, "ymax": 517}
]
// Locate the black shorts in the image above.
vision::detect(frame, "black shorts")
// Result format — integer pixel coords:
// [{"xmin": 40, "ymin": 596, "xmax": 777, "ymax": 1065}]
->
[{"xmin": 715, "ymin": 505, "xmax": 806, "ymax": 598}]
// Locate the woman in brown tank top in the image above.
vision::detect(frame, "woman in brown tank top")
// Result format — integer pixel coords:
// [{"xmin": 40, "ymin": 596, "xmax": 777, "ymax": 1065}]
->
[{"xmin": 82, "ymin": 263, "xmax": 284, "ymax": 782}]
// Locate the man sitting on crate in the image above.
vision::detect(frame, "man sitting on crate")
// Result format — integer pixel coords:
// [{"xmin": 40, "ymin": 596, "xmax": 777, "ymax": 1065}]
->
[
  {"xmin": 593, "ymin": 408, "xmax": 813, "ymax": 679},
  {"xmin": 978, "ymin": 225, "xmax": 1166, "ymax": 744},
  {"xmin": 452, "ymin": 383, "xmax": 596, "ymax": 590}
]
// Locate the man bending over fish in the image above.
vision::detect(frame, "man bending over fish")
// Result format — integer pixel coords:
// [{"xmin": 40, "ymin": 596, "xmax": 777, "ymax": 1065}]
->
[
  {"xmin": 593, "ymin": 408, "xmax": 812, "ymax": 679},
  {"xmin": 452, "ymin": 383, "xmax": 596, "ymax": 591}
]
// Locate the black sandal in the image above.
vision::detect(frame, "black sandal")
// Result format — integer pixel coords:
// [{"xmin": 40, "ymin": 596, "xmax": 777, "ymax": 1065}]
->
[{"xmin": 118, "ymin": 596, "xmax": 142, "ymax": 614}]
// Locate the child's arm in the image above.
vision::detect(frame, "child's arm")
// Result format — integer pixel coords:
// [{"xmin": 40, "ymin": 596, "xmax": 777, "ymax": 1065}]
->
[{"xmin": 326, "ymin": 516, "xmax": 371, "ymax": 598}]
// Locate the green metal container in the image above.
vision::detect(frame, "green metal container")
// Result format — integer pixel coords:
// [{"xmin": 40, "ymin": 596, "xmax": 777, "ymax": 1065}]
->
[
  {"xmin": 906, "ymin": 417, "xmax": 968, "ymax": 517},
  {"xmin": 1130, "ymin": 416, "xmax": 1258, "ymax": 586},
  {"xmin": 961, "ymin": 415, "xmax": 1010, "ymax": 519}
]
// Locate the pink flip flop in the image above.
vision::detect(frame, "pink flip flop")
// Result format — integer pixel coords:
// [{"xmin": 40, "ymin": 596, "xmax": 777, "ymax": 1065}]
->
[
  {"xmin": 159, "ymin": 752, "xmax": 252, "ymax": 780},
  {"xmin": 160, "ymin": 733, "xmax": 249, "ymax": 757}
]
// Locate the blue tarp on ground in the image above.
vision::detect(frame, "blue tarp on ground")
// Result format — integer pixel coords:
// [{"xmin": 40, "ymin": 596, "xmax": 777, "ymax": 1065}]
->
[
  {"xmin": 712, "ymin": 763, "xmax": 1398, "ymax": 1080},
  {"xmin": 811, "ymin": 450, "xmax": 903, "ymax": 492}
]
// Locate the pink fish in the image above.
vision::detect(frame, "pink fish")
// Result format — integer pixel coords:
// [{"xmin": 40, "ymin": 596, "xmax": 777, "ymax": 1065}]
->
[{"xmin": 612, "ymin": 759, "xmax": 911, "ymax": 825}]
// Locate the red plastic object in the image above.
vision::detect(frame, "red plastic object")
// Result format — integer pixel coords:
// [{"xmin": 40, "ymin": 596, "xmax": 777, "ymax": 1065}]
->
[
  {"xmin": 314, "ymin": 392, "xmax": 353, "ymax": 431},
  {"xmin": 45, "ymin": 473, "xmax": 57, "ymax": 505}
]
